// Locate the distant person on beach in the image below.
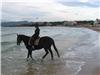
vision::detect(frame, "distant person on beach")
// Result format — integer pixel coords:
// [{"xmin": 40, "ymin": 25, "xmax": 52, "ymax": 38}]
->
[{"xmin": 28, "ymin": 24, "xmax": 40, "ymax": 48}]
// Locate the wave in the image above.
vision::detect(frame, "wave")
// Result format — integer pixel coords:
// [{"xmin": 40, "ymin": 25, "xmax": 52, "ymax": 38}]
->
[
  {"xmin": 1, "ymin": 33, "xmax": 17, "ymax": 37},
  {"xmin": 1, "ymin": 41, "xmax": 16, "ymax": 45},
  {"xmin": 1, "ymin": 40, "xmax": 17, "ymax": 53},
  {"xmin": 1, "ymin": 45, "xmax": 17, "ymax": 53}
]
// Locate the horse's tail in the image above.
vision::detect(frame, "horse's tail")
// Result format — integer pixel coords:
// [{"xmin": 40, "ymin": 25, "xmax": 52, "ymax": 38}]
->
[{"xmin": 52, "ymin": 41, "xmax": 60, "ymax": 58}]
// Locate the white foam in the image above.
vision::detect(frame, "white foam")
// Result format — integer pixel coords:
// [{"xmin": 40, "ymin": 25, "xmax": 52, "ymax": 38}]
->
[{"xmin": 66, "ymin": 60, "xmax": 85, "ymax": 75}]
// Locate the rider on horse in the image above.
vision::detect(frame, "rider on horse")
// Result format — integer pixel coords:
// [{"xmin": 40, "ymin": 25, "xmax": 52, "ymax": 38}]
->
[{"xmin": 28, "ymin": 24, "xmax": 40, "ymax": 47}]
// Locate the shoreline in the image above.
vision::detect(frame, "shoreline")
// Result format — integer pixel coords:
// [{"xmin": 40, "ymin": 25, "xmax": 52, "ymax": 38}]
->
[
  {"xmin": 2, "ymin": 25, "xmax": 100, "ymax": 32},
  {"xmin": 80, "ymin": 26, "xmax": 100, "ymax": 32}
]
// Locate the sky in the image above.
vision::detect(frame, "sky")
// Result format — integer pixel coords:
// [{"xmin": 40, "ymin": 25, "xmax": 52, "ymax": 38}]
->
[{"xmin": 1, "ymin": 0, "xmax": 100, "ymax": 22}]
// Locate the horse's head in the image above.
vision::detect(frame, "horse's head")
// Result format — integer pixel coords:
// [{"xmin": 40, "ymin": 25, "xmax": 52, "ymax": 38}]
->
[{"xmin": 17, "ymin": 34, "xmax": 22, "ymax": 45}]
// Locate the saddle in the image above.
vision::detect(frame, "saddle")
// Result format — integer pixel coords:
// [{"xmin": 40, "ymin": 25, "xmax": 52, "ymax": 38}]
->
[{"xmin": 34, "ymin": 37, "xmax": 40, "ymax": 46}]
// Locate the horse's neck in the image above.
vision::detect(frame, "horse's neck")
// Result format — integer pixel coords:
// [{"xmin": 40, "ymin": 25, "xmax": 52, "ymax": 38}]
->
[{"xmin": 21, "ymin": 36, "xmax": 29, "ymax": 45}]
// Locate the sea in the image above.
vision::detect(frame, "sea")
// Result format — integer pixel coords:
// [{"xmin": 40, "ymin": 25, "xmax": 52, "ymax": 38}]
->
[{"xmin": 1, "ymin": 27, "xmax": 100, "ymax": 75}]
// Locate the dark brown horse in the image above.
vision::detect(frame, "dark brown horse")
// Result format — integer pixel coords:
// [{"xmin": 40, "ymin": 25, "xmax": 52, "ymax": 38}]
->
[{"xmin": 17, "ymin": 34, "xmax": 60, "ymax": 60}]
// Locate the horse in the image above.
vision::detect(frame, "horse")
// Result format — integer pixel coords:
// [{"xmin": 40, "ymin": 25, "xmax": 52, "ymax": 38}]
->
[{"xmin": 17, "ymin": 34, "xmax": 60, "ymax": 61}]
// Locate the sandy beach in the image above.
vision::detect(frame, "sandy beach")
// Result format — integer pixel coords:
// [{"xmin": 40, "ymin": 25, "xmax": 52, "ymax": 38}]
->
[
  {"xmin": 82, "ymin": 26, "xmax": 100, "ymax": 32},
  {"xmin": 1, "ymin": 27, "xmax": 100, "ymax": 75}
]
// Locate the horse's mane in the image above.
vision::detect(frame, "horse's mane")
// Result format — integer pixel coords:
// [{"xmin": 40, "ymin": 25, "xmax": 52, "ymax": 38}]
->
[{"xmin": 19, "ymin": 34, "xmax": 30, "ymax": 38}]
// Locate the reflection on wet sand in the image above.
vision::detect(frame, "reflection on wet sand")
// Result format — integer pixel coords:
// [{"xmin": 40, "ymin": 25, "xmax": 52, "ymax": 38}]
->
[{"xmin": 20, "ymin": 58, "xmax": 85, "ymax": 75}]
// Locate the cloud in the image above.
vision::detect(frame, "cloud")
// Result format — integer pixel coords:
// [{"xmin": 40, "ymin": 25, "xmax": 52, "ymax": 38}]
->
[
  {"xmin": 1, "ymin": 0, "xmax": 100, "ymax": 21},
  {"xmin": 2, "ymin": 2, "xmax": 51, "ymax": 21},
  {"xmin": 59, "ymin": 1, "xmax": 99, "ymax": 8}
]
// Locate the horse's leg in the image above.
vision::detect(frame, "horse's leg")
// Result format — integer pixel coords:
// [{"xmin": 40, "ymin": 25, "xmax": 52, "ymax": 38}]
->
[
  {"xmin": 26, "ymin": 50, "xmax": 30, "ymax": 61},
  {"xmin": 26, "ymin": 46, "xmax": 31, "ymax": 58},
  {"xmin": 48, "ymin": 48, "xmax": 54, "ymax": 60},
  {"xmin": 42, "ymin": 49, "xmax": 49, "ymax": 60},
  {"xmin": 27, "ymin": 50, "xmax": 30, "ymax": 58},
  {"xmin": 29, "ymin": 50, "xmax": 33, "ymax": 60}
]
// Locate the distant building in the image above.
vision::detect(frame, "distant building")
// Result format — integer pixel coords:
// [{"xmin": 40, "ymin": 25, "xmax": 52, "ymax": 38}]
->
[
  {"xmin": 46, "ymin": 22, "xmax": 52, "ymax": 26},
  {"xmin": 94, "ymin": 19, "xmax": 100, "ymax": 26},
  {"xmin": 63, "ymin": 21, "xmax": 77, "ymax": 26},
  {"xmin": 38, "ymin": 22, "xmax": 44, "ymax": 26}
]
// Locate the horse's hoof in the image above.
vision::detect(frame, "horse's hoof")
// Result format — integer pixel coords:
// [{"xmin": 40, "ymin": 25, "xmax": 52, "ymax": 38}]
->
[
  {"xmin": 31, "ymin": 58, "xmax": 35, "ymax": 61},
  {"xmin": 41, "ymin": 59, "xmax": 44, "ymax": 62},
  {"xmin": 51, "ymin": 58, "xmax": 54, "ymax": 60},
  {"xmin": 26, "ymin": 58, "xmax": 29, "ymax": 61}
]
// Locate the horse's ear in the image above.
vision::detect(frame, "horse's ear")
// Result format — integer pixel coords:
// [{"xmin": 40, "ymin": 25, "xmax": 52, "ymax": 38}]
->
[{"xmin": 17, "ymin": 33, "xmax": 18, "ymax": 36}]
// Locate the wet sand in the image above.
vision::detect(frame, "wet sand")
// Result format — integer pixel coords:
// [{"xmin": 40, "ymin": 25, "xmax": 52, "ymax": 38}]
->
[
  {"xmin": 1, "ymin": 27, "xmax": 100, "ymax": 75},
  {"xmin": 78, "ymin": 25, "xmax": 100, "ymax": 32}
]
